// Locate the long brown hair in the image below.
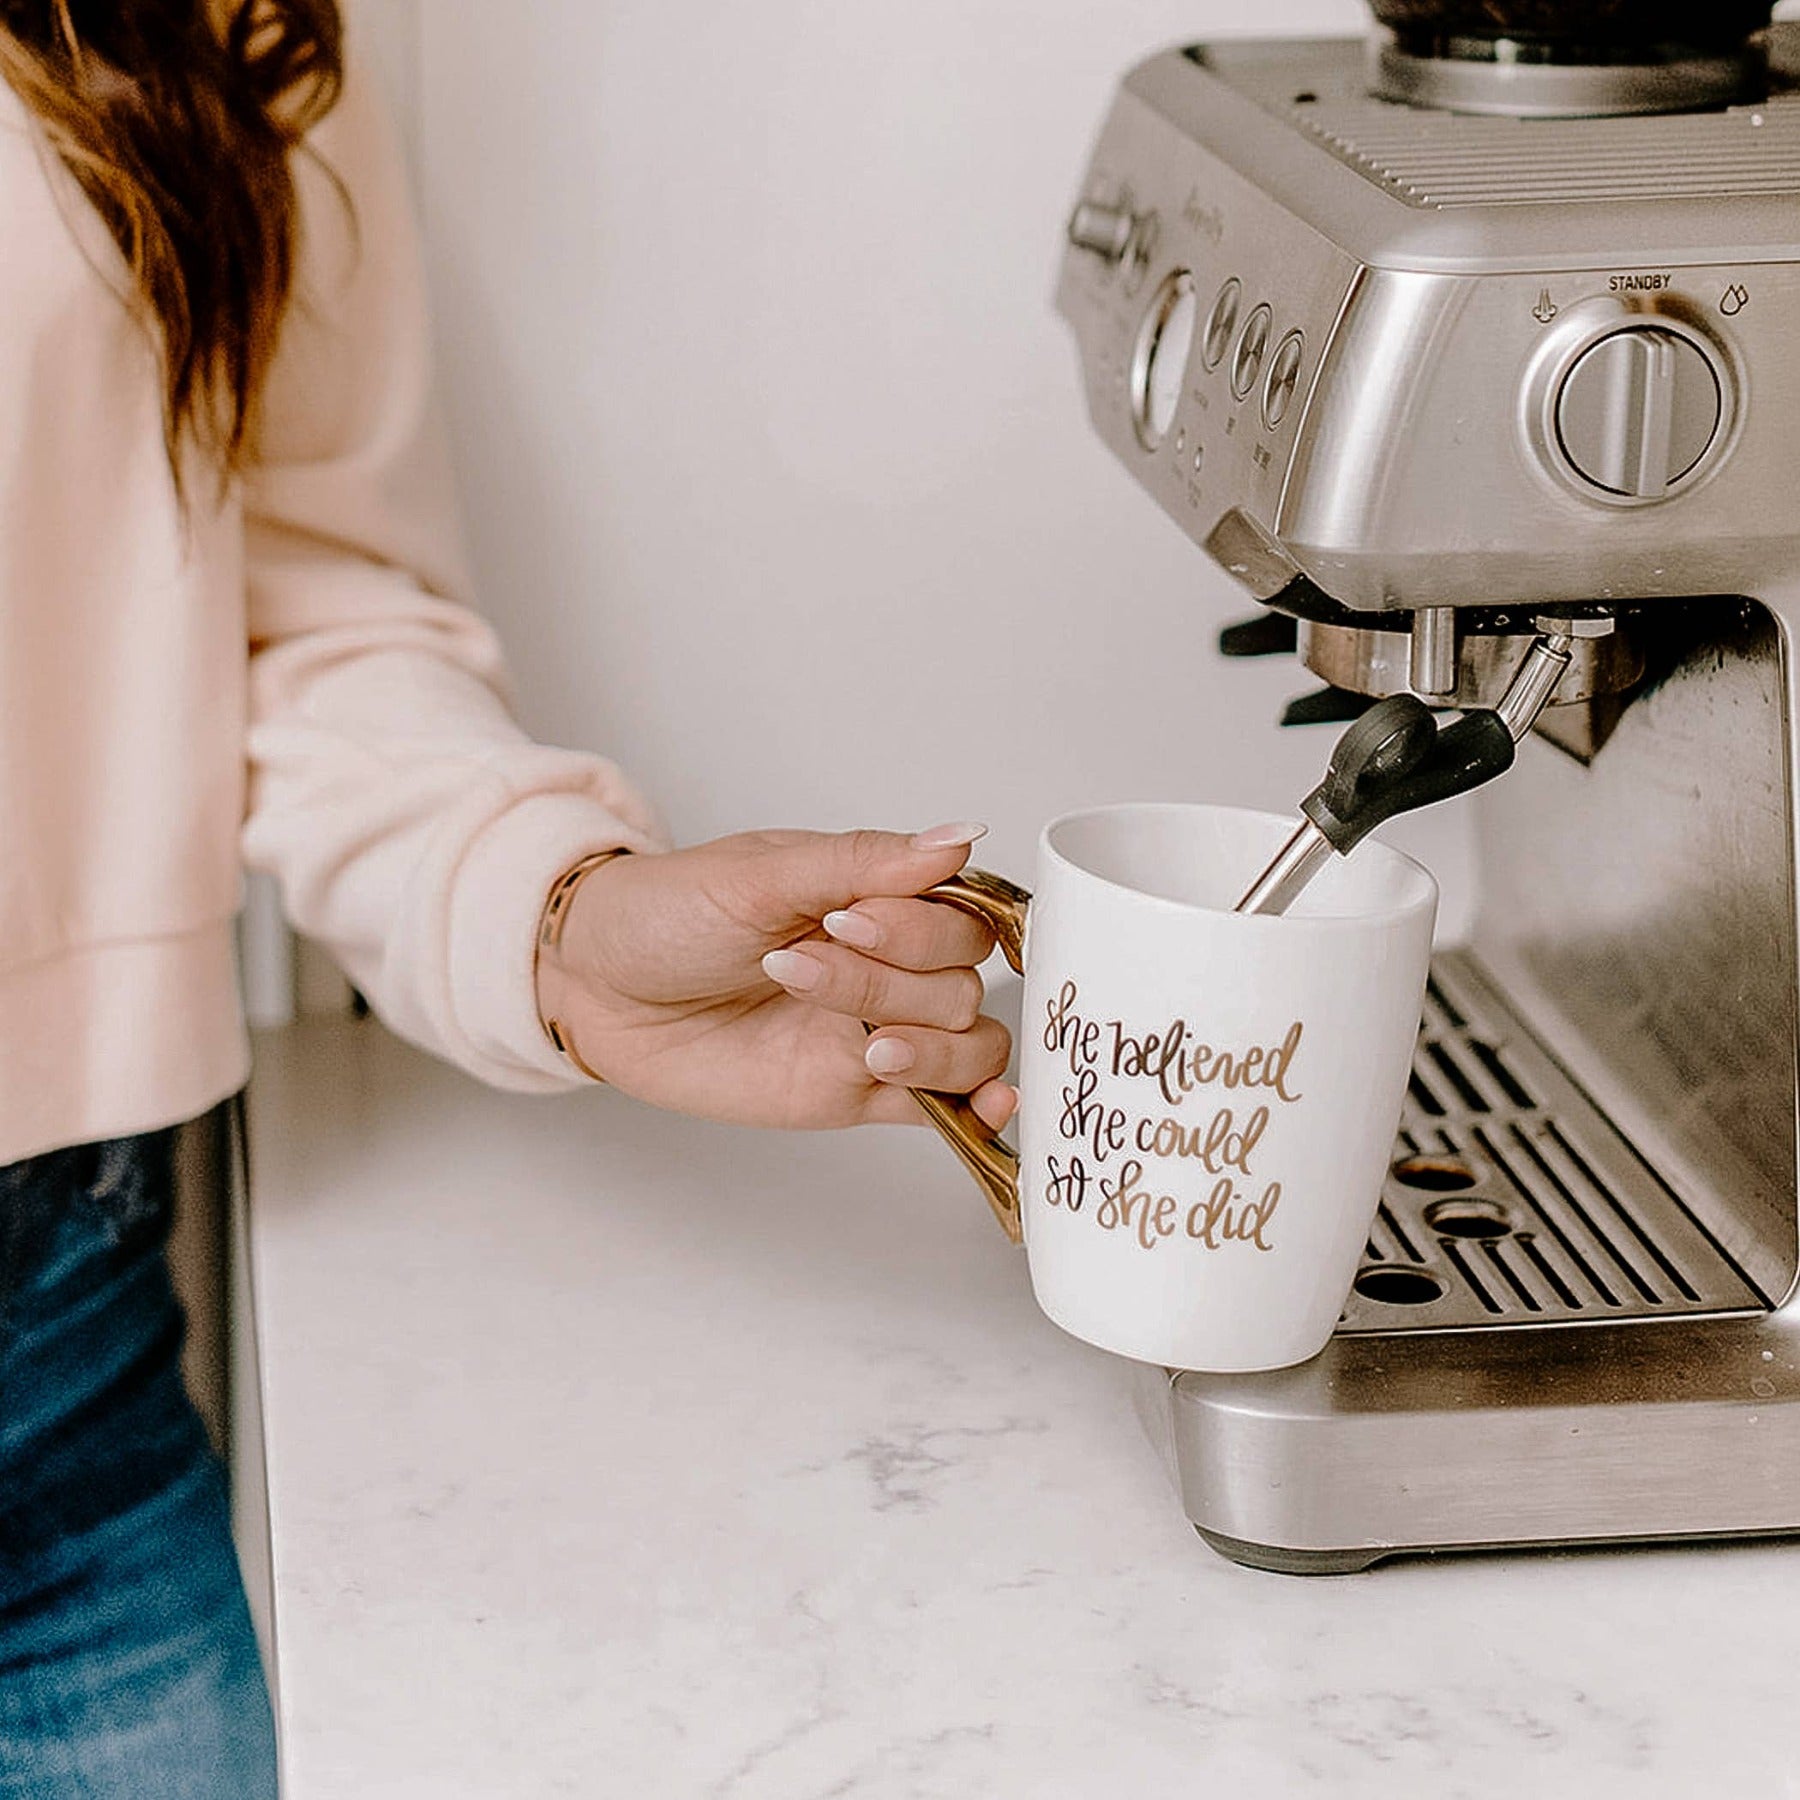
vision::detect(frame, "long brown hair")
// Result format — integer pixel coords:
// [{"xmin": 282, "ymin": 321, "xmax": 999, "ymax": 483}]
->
[{"xmin": 0, "ymin": 0, "xmax": 344, "ymax": 480}]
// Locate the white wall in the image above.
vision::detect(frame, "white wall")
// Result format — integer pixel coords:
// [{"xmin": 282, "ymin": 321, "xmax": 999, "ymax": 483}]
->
[{"xmin": 397, "ymin": 1, "xmax": 1471, "ymax": 923}]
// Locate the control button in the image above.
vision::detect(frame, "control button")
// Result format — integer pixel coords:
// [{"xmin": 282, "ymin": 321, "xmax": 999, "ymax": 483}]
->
[
  {"xmin": 1120, "ymin": 210, "xmax": 1159, "ymax": 297},
  {"xmin": 1066, "ymin": 199, "xmax": 1135, "ymax": 264},
  {"xmin": 1130, "ymin": 269, "xmax": 1198, "ymax": 451},
  {"xmin": 1231, "ymin": 304, "xmax": 1273, "ymax": 401},
  {"xmin": 1262, "ymin": 329, "xmax": 1306, "ymax": 429},
  {"xmin": 1554, "ymin": 326, "xmax": 1723, "ymax": 499},
  {"xmin": 1201, "ymin": 278, "xmax": 1241, "ymax": 371}
]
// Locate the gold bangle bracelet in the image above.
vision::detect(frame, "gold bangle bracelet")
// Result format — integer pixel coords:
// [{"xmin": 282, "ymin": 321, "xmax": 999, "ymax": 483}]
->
[{"xmin": 535, "ymin": 847, "xmax": 630, "ymax": 1083}]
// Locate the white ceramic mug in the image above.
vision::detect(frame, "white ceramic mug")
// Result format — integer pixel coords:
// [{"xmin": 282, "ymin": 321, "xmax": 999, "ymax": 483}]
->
[{"xmin": 919, "ymin": 802, "xmax": 1438, "ymax": 1373}]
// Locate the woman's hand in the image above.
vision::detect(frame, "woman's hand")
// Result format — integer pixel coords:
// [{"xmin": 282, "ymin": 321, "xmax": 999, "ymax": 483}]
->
[{"xmin": 534, "ymin": 824, "xmax": 1017, "ymax": 1131}]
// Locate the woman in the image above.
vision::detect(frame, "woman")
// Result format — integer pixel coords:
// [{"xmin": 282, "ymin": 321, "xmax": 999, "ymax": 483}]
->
[{"xmin": 0, "ymin": 4, "xmax": 1015, "ymax": 1793}]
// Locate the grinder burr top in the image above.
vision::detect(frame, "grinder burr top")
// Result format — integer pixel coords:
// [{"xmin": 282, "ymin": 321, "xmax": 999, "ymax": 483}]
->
[
  {"xmin": 1366, "ymin": 0, "xmax": 1779, "ymax": 112},
  {"xmin": 1367, "ymin": 0, "xmax": 1777, "ymax": 52}
]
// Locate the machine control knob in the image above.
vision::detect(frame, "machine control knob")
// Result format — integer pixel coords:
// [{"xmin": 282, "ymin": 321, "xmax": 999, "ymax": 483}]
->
[
  {"xmin": 1066, "ymin": 199, "xmax": 1136, "ymax": 263},
  {"xmin": 1554, "ymin": 326, "xmax": 1723, "ymax": 500}
]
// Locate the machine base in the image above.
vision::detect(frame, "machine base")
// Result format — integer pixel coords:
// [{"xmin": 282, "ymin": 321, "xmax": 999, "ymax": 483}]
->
[
  {"xmin": 1194, "ymin": 1524, "xmax": 1800, "ymax": 1576},
  {"xmin": 1134, "ymin": 1311, "xmax": 1800, "ymax": 1574}
]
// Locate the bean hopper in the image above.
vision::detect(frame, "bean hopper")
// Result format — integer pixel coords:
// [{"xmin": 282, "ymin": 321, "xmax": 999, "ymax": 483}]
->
[{"xmin": 1053, "ymin": 1, "xmax": 1800, "ymax": 1569}]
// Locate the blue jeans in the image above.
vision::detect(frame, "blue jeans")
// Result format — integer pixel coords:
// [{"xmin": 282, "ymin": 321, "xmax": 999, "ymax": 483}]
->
[{"xmin": 0, "ymin": 1125, "xmax": 278, "ymax": 1797}]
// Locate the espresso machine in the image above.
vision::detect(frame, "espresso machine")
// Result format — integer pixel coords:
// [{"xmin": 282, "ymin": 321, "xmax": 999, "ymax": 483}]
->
[{"xmin": 1054, "ymin": 2, "xmax": 1800, "ymax": 1570}]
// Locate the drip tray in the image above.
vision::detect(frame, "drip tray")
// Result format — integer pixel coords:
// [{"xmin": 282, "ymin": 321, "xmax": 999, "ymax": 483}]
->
[{"xmin": 1343, "ymin": 952, "xmax": 1765, "ymax": 1332}]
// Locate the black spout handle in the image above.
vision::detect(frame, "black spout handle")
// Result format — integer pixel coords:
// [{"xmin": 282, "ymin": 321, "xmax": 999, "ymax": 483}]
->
[
  {"xmin": 1218, "ymin": 613, "xmax": 1300, "ymax": 658},
  {"xmin": 1301, "ymin": 695, "xmax": 1516, "ymax": 854},
  {"xmin": 1279, "ymin": 685, "xmax": 1375, "ymax": 728}
]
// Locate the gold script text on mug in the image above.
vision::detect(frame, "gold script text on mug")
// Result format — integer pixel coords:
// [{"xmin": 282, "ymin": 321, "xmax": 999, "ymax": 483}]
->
[
  {"xmin": 1041, "ymin": 981, "xmax": 1299, "ymax": 1254},
  {"xmin": 1044, "ymin": 981, "xmax": 1303, "ymax": 1103}
]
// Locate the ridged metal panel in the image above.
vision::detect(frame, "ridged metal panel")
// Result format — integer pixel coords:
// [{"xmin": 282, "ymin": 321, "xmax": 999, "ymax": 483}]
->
[
  {"xmin": 1341, "ymin": 953, "xmax": 1765, "ymax": 1331},
  {"xmin": 1287, "ymin": 95, "xmax": 1800, "ymax": 207}
]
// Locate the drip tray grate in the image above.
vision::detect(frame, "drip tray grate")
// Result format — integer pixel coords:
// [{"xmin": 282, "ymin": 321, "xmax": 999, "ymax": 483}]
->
[{"xmin": 1342, "ymin": 952, "xmax": 1765, "ymax": 1333}]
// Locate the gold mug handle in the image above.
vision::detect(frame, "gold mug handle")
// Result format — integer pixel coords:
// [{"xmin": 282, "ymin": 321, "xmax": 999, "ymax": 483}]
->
[{"xmin": 876, "ymin": 868, "xmax": 1031, "ymax": 1245}]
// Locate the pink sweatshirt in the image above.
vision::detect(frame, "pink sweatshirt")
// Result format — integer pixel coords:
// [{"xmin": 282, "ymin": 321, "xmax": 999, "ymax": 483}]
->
[{"xmin": 0, "ymin": 62, "xmax": 662, "ymax": 1166}]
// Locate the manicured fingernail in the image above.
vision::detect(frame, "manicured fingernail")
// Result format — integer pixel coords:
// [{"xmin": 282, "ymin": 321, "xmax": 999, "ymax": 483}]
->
[
  {"xmin": 823, "ymin": 908, "xmax": 883, "ymax": 950},
  {"xmin": 910, "ymin": 821, "xmax": 988, "ymax": 851},
  {"xmin": 982, "ymin": 1083, "xmax": 1021, "ymax": 1129},
  {"xmin": 864, "ymin": 1037, "xmax": 916, "ymax": 1077},
  {"xmin": 762, "ymin": 948, "xmax": 823, "ymax": 992}
]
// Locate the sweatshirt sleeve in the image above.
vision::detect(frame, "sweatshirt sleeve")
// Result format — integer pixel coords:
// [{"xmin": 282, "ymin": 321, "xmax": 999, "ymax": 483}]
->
[{"xmin": 239, "ymin": 59, "xmax": 665, "ymax": 1093}]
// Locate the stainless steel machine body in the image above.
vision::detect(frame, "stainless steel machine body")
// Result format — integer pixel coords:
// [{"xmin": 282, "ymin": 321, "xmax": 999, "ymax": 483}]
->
[{"xmin": 1056, "ymin": 25, "xmax": 1800, "ymax": 1570}]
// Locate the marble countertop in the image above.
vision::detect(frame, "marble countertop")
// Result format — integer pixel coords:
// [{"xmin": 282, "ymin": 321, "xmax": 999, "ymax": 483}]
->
[{"xmin": 244, "ymin": 1017, "xmax": 1800, "ymax": 1799}]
